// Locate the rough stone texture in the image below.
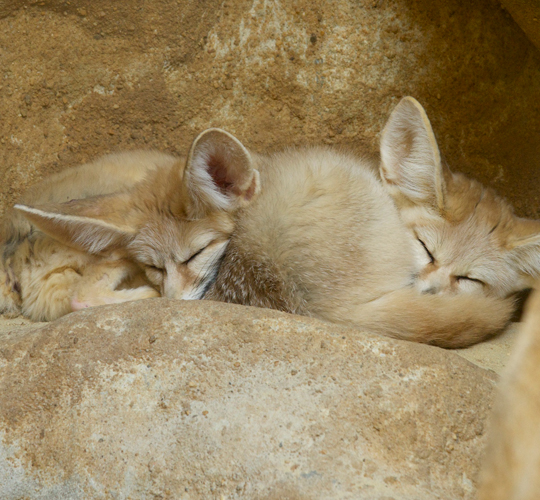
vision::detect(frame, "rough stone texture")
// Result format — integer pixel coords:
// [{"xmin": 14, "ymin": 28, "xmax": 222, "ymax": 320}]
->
[
  {"xmin": 0, "ymin": 299, "xmax": 497, "ymax": 499},
  {"xmin": 1, "ymin": 0, "xmax": 540, "ymax": 220},
  {"xmin": 500, "ymin": 0, "xmax": 540, "ymax": 52}
]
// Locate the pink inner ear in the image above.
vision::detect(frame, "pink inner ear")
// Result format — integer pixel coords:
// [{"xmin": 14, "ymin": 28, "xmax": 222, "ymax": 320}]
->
[{"xmin": 208, "ymin": 155, "xmax": 235, "ymax": 195}]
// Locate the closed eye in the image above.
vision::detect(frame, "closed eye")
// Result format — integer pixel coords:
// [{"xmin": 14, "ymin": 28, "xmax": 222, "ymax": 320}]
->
[
  {"xmin": 456, "ymin": 276, "xmax": 485, "ymax": 286},
  {"xmin": 418, "ymin": 239, "xmax": 435, "ymax": 264},
  {"xmin": 183, "ymin": 245, "xmax": 208, "ymax": 265}
]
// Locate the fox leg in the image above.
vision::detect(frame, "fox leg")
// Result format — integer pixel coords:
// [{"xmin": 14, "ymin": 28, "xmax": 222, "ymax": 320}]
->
[{"xmin": 71, "ymin": 262, "xmax": 159, "ymax": 311}]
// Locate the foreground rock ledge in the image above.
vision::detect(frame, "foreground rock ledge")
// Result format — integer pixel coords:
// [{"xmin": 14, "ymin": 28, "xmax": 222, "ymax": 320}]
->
[{"xmin": 0, "ymin": 299, "xmax": 495, "ymax": 499}]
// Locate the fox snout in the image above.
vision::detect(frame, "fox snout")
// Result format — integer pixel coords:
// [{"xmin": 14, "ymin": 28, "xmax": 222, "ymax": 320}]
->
[
  {"xmin": 416, "ymin": 267, "xmax": 453, "ymax": 295},
  {"xmin": 162, "ymin": 270, "xmax": 190, "ymax": 300},
  {"xmin": 162, "ymin": 267, "xmax": 209, "ymax": 301}
]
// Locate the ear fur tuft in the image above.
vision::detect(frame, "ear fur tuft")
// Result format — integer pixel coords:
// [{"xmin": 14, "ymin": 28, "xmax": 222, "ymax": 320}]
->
[{"xmin": 507, "ymin": 218, "xmax": 540, "ymax": 250}]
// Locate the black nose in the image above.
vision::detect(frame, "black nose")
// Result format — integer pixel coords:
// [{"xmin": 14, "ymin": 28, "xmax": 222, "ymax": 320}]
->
[{"xmin": 422, "ymin": 287, "xmax": 437, "ymax": 295}]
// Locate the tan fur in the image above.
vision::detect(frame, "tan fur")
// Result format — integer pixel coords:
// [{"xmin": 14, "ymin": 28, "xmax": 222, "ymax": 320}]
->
[
  {"xmin": 9, "ymin": 98, "xmax": 539, "ymax": 347},
  {"xmin": 0, "ymin": 151, "xmax": 169, "ymax": 321},
  {"xmin": 477, "ymin": 287, "xmax": 540, "ymax": 499}
]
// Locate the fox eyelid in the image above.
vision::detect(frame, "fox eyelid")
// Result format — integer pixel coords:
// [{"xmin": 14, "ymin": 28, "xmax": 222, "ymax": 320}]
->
[
  {"xmin": 456, "ymin": 275, "xmax": 484, "ymax": 285},
  {"xmin": 417, "ymin": 238, "xmax": 435, "ymax": 264},
  {"xmin": 183, "ymin": 245, "xmax": 208, "ymax": 265}
]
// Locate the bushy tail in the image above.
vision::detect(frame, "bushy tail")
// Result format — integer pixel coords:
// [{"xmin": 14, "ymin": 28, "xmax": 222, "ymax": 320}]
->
[{"xmin": 352, "ymin": 288, "xmax": 515, "ymax": 348}]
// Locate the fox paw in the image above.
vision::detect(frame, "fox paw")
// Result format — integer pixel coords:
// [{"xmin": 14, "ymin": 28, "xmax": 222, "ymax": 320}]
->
[{"xmin": 71, "ymin": 298, "xmax": 93, "ymax": 311}]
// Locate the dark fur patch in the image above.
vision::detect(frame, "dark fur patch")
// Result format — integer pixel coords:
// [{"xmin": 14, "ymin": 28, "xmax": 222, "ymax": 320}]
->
[
  {"xmin": 11, "ymin": 279, "xmax": 21, "ymax": 296},
  {"xmin": 199, "ymin": 250, "xmax": 226, "ymax": 299},
  {"xmin": 205, "ymin": 245, "xmax": 307, "ymax": 314},
  {"xmin": 2, "ymin": 235, "xmax": 24, "ymax": 261}
]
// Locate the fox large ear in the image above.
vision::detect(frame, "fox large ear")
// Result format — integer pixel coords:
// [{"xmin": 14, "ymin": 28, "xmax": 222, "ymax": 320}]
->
[
  {"xmin": 14, "ymin": 194, "xmax": 137, "ymax": 254},
  {"xmin": 380, "ymin": 97, "xmax": 445, "ymax": 212},
  {"xmin": 506, "ymin": 218, "xmax": 540, "ymax": 286},
  {"xmin": 184, "ymin": 128, "xmax": 260, "ymax": 214}
]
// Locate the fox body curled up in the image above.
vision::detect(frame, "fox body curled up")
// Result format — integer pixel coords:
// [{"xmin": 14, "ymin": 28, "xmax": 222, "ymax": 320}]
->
[
  {"xmin": 0, "ymin": 152, "xmax": 167, "ymax": 320},
  {"xmin": 5, "ymin": 97, "xmax": 540, "ymax": 347}
]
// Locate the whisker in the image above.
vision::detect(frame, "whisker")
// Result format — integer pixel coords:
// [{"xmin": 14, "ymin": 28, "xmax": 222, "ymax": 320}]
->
[{"xmin": 193, "ymin": 250, "xmax": 226, "ymax": 299}]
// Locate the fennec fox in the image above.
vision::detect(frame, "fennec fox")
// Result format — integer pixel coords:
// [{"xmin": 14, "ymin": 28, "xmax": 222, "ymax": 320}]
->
[
  {"xmin": 0, "ymin": 151, "xmax": 169, "ymax": 321},
  {"xmin": 477, "ymin": 286, "xmax": 540, "ymax": 500},
  {"xmin": 13, "ymin": 98, "xmax": 540, "ymax": 346}
]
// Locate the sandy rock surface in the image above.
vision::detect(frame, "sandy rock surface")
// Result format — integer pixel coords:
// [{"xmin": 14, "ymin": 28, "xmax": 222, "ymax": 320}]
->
[
  {"xmin": 1, "ymin": 0, "xmax": 540, "ymax": 219},
  {"xmin": 456, "ymin": 322, "xmax": 519, "ymax": 375},
  {"xmin": 501, "ymin": 0, "xmax": 540, "ymax": 53},
  {"xmin": 0, "ymin": 299, "xmax": 499, "ymax": 499}
]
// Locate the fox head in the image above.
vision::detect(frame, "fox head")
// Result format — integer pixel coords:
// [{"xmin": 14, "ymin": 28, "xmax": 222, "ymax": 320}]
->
[
  {"xmin": 380, "ymin": 96, "xmax": 540, "ymax": 298},
  {"xmin": 14, "ymin": 129, "xmax": 260, "ymax": 300}
]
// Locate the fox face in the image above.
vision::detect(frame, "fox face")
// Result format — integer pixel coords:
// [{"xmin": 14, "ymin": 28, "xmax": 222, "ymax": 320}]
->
[
  {"xmin": 14, "ymin": 129, "xmax": 258, "ymax": 302},
  {"xmin": 127, "ymin": 214, "xmax": 233, "ymax": 300},
  {"xmin": 407, "ymin": 183, "xmax": 525, "ymax": 298},
  {"xmin": 379, "ymin": 97, "xmax": 540, "ymax": 299}
]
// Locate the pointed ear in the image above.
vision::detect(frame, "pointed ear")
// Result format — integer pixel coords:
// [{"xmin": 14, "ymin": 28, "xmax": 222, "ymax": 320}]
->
[
  {"xmin": 380, "ymin": 97, "xmax": 445, "ymax": 211},
  {"xmin": 506, "ymin": 218, "xmax": 540, "ymax": 285},
  {"xmin": 184, "ymin": 128, "xmax": 260, "ymax": 213},
  {"xmin": 14, "ymin": 193, "xmax": 137, "ymax": 254},
  {"xmin": 508, "ymin": 218, "xmax": 540, "ymax": 249}
]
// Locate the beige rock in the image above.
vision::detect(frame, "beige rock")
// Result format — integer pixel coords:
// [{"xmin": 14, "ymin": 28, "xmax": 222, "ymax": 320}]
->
[
  {"xmin": 456, "ymin": 322, "xmax": 520, "ymax": 375},
  {"xmin": 1, "ymin": 299, "xmax": 497, "ymax": 499}
]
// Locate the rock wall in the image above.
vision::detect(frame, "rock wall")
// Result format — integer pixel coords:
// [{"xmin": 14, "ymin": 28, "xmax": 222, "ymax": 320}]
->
[
  {"xmin": 1, "ymin": 0, "xmax": 540, "ymax": 218},
  {"xmin": 501, "ymin": 0, "xmax": 540, "ymax": 53}
]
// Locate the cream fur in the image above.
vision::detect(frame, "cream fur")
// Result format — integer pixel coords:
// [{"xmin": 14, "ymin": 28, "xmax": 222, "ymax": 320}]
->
[{"xmin": 478, "ymin": 287, "xmax": 540, "ymax": 499}]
